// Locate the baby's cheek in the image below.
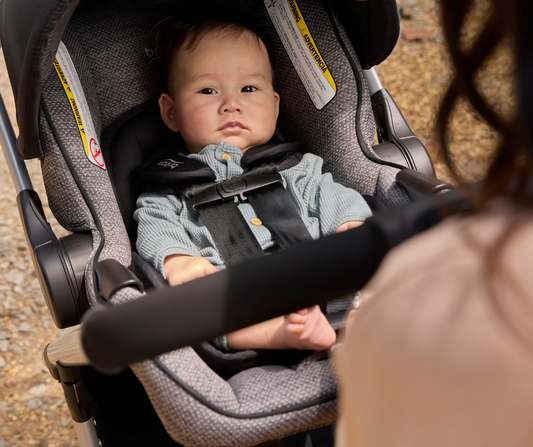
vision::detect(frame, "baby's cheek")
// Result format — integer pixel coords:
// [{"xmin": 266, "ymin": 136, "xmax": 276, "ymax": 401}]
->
[
  {"xmin": 181, "ymin": 112, "xmax": 209, "ymax": 141},
  {"xmin": 260, "ymin": 103, "xmax": 278, "ymax": 130},
  {"xmin": 259, "ymin": 112, "xmax": 278, "ymax": 140}
]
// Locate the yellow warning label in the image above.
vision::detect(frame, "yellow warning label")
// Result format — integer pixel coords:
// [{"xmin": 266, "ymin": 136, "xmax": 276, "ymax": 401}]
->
[
  {"xmin": 286, "ymin": 0, "xmax": 336, "ymax": 93},
  {"xmin": 53, "ymin": 42, "xmax": 105, "ymax": 169},
  {"xmin": 53, "ymin": 58, "xmax": 90, "ymax": 159}
]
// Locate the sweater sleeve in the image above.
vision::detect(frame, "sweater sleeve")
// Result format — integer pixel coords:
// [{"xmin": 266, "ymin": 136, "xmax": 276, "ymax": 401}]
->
[
  {"xmin": 134, "ymin": 192, "xmax": 202, "ymax": 277},
  {"xmin": 284, "ymin": 153, "xmax": 372, "ymax": 237},
  {"xmin": 313, "ymin": 171, "xmax": 373, "ymax": 236}
]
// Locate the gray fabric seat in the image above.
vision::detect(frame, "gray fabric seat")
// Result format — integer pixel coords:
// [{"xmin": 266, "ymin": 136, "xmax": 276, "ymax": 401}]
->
[{"xmin": 35, "ymin": 0, "xmax": 410, "ymax": 445}]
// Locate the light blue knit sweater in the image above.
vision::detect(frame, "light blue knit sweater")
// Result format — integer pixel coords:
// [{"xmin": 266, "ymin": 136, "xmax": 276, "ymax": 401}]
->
[{"xmin": 134, "ymin": 142, "xmax": 372, "ymax": 277}]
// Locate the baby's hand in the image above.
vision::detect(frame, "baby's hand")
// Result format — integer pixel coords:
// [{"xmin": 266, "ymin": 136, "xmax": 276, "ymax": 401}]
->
[{"xmin": 163, "ymin": 254, "xmax": 219, "ymax": 286}]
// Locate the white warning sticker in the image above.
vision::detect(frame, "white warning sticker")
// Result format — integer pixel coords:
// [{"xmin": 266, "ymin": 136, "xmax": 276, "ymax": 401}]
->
[
  {"xmin": 265, "ymin": 0, "xmax": 337, "ymax": 109},
  {"xmin": 53, "ymin": 42, "xmax": 105, "ymax": 170}
]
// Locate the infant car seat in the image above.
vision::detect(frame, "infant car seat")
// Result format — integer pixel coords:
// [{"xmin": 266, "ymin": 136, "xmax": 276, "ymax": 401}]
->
[{"xmin": 0, "ymin": 0, "xmax": 454, "ymax": 446}]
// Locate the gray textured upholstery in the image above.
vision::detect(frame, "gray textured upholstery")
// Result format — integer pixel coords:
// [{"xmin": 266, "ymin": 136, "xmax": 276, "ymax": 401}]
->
[
  {"xmin": 133, "ymin": 353, "xmax": 336, "ymax": 446},
  {"xmin": 66, "ymin": 0, "xmax": 163, "ymax": 129},
  {"xmin": 37, "ymin": 0, "xmax": 408, "ymax": 445}
]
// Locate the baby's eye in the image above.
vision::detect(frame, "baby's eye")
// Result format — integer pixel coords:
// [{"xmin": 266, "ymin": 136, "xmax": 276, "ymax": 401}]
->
[
  {"xmin": 241, "ymin": 86, "xmax": 258, "ymax": 93},
  {"xmin": 199, "ymin": 88, "xmax": 217, "ymax": 95}
]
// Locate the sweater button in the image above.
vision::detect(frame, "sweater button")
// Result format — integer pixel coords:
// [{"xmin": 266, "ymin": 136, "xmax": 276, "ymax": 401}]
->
[
  {"xmin": 251, "ymin": 218, "xmax": 262, "ymax": 226},
  {"xmin": 221, "ymin": 153, "xmax": 232, "ymax": 161}
]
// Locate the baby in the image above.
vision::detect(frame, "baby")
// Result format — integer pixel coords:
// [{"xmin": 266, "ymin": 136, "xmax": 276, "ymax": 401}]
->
[{"xmin": 135, "ymin": 9, "xmax": 372, "ymax": 352}]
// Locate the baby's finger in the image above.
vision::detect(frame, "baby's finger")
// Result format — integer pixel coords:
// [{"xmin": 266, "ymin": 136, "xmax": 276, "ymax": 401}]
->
[
  {"xmin": 285, "ymin": 323, "xmax": 305, "ymax": 335},
  {"xmin": 287, "ymin": 312, "xmax": 307, "ymax": 324},
  {"xmin": 204, "ymin": 264, "xmax": 219, "ymax": 276}
]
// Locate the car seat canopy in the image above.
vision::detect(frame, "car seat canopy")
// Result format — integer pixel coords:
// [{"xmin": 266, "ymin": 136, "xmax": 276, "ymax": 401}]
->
[{"xmin": 0, "ymin": 0, "xmax": 400, "ymax": 161}]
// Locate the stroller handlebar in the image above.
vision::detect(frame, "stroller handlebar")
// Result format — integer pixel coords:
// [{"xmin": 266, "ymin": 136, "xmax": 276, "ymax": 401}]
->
[{"xmin": 44, "ymin": 190, "xmax": 470, "ymax": 373}]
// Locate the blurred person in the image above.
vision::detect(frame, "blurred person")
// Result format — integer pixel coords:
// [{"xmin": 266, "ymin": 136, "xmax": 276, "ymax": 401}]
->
[{"xmin": 335, "ymin": 0, "xmax": 533, "ymax": 445}]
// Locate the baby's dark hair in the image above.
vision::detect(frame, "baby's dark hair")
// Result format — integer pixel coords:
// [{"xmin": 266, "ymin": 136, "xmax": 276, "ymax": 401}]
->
[{"xmin": 154, "ymin": 0, "xmax": 275, "ymax": 91}]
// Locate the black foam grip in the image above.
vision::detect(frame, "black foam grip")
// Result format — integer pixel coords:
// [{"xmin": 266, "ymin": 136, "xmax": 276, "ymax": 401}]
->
[{"xmin": 81, "ymin": 221, "xmax": 387, "ymax": 371}]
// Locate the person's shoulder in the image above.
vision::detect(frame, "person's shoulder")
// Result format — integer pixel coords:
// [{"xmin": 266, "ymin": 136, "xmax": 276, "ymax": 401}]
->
[
  {"xmin": 373, "ymin": 208, "xmax": 505, "ymax": 275},
  {"xmin": 348, "ymin": 203, "xmax": 533, "ymax": 382},
  {"xmin": 366, "ymin": 201, "xmax": 533, "ymax": 310},
  {"xmin": 390, "ymin": 201, "xmax": 533, "ymax": 264}
]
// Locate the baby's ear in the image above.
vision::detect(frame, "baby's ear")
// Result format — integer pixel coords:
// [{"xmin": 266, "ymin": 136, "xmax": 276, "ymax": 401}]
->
[
  {"xmin": 273, "ymin": 91, "xmax": 280, "ymax": 120},
  {"xmin": 159, "ymin": 93, "xmax": 180, "ymax": 133}
]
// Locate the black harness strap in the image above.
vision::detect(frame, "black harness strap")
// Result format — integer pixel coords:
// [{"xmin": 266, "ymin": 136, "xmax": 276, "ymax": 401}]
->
[
  {"xmin": 186, "ymin": 173, "xmax": 313, "ymax": 264},
  {"xmin": 196, "ymin": 200, "xmax": 265, "ymax": 267},
  {"xmin": 138, "ymin": 142, "xmax": 314, "ymax": 265},
  {"xmin": 246, "ymin": 183, "xmax": 313, "ymax": 250}
]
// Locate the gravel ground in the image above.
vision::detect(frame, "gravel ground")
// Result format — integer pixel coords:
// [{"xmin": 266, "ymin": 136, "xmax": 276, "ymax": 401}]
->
[{"xmin": 0, "ymin": 1, "xmax": 506, "ymax": 445}]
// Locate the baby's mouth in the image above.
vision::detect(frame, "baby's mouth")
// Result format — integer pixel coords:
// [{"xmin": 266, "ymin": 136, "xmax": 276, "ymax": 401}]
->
[{"xmin": 219, "ymin": 121, "xmax": 245, "ymax": 131}]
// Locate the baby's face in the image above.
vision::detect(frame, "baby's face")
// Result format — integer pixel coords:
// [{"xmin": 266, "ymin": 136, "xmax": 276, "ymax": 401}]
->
[{"xmin": 160, "ymin": 30, "xmax": 280, "ymax": 154}]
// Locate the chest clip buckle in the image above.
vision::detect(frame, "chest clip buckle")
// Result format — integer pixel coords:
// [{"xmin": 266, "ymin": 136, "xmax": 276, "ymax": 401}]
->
[{"xmin": 187, "ymin": 173, "xmax": 283, "ymax": 210}]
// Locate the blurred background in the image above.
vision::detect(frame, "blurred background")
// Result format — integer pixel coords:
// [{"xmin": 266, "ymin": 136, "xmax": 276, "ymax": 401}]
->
[{"xmin": 0, "ymin": 0, "xmax": 512, "ymax": 445}]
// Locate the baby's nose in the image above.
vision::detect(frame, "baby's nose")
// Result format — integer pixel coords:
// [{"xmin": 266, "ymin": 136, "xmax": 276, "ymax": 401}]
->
[{"xmin": 220, "ymin": 94, "xmax": 242, "ymax": 113}]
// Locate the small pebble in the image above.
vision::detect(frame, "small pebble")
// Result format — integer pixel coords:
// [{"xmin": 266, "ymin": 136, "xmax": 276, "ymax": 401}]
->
[
  {"xmin": 4, "ymin": 269, "xmax": 24, "ymax": 284},
  {"xmin": 24, "ymin": 398, "xmax": 42, "ymax": 410},
  {"xmin": 29, "ymin": 383, "xmax": 49, "ymax": 397},
  {"xmin": 3, "ymin": 299, "xmax": 16, "ymax": 310},
  {"xmin": 0, "ymin": 356, "xmax": 6, "ymax": 368},
  {"xmin": 399, "ymin": 6, "xmax": 413, "ymax": 20},
  {"xmin": 8, "ymin": 344, "xmax": 23, "ymax": 355}
]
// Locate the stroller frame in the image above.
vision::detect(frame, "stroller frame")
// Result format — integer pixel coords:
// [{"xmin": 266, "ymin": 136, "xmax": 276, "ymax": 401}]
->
[{"xmin": 0, "ymin": 0, "xmax": 460, "ymax": 445}]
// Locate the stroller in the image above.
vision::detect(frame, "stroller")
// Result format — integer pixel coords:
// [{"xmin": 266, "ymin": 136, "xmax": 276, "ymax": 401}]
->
[{"xmin": 0, "ymin": 0, "xmax": 459, "ymax": 445}]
